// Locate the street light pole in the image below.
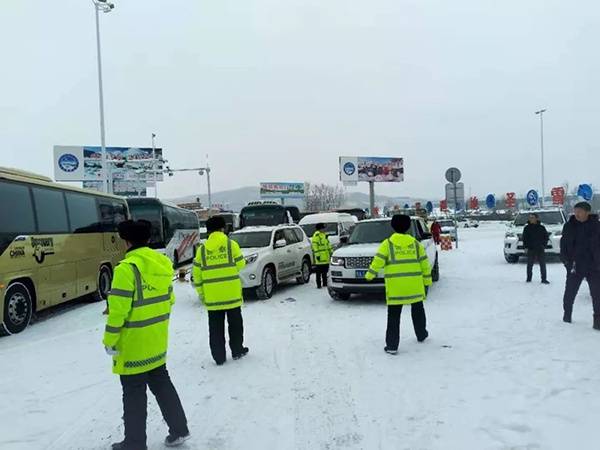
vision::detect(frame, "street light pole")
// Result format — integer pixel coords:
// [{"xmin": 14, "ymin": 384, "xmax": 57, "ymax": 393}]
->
[
  {"xmin": 93, "ymin": 0, "xmax": 114, "ymax": 193},
  {"xmin": 535, "ymin": 108, "xmax": 547, "ymax": 206},
  {"xmin": 151, "ymin": 133, "xmax": 157, "ymax": 198}
]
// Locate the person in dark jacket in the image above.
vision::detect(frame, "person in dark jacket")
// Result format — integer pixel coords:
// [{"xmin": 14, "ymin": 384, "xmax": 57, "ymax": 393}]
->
[
  {"xmin": 522, "ymin": 213, "xmax": 549, "ymax": 284},
  {"xmin": 560, "ymin": 202, "xmax": 600, "ymax": 329}
]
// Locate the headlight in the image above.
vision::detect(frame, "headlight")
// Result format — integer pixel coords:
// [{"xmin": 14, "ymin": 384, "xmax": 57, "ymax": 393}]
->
[
  {"xmin": 505, "ymin": 232, "xmax": 516, "ymax": 238},
  {"xmin": 244, "ymin": 253, "xmax": 258, "ymax": 264},
  {"xmin": 330, "ymin": 256, "xmax": 345, "ymax": 266}
]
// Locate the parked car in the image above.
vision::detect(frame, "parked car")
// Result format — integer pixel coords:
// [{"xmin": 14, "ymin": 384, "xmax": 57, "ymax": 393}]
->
[
  {"xmin": 438, "ymin": 219, "xmax": 458, "ymax": 240},
  {"xmin": 328, "ymin": 217, "xmax": 439, "ymax": 300},
  {"xmin": 299, "ymin": 212, "xmax": 356, "ymax": 248},
  {"xmin": 503, "ymin": 208, "xmax": 566, "ymax": 263},
  {"xmin": 229, "ymin": 225, "xmax": 313, "ymax": 299}
]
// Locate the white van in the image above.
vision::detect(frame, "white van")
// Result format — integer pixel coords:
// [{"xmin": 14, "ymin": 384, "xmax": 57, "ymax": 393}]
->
[{"xmin": 299, "ymin": 212, "xmax": 356, "ymax": 248}]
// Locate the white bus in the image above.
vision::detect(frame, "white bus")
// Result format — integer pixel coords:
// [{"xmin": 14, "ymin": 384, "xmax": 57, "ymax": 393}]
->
[{"xmin": 127, "ymin": 198, "xmax": 200, "ymax": 268}]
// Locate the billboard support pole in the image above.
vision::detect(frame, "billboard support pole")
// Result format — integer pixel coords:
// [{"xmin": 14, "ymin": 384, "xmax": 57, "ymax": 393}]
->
[
  {"xmin": 152, "ymin": 133, "xmax": 157, "ymax": 198},
  {"xmin": 206, "ymin": 166, "xmax": 212, "ymax": 209},
  {"xmin": 369, "ymin": 181, "xmax": 375, "ymax": 218}
]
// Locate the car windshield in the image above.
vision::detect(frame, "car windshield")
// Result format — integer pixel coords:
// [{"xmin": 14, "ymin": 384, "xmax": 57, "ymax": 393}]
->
[
  {"xmin": 439, "ymin": 220, "xmax": 455, "ymax": 227},
  {"xmin": 301, "ymin": 223, "xmax": 339, "ymax": 237},
  {"xmin": 230, "ymin": 231, "xmax": 272, "ymax": 248},
  {"xmin": 348, "ymin": 221, "xmax": 395, "ymax": 244},
  {"xmin": 240, "ymin": 206, "xmax": 285, "ymax": 227},
  {"xmin": 514, "ymin": 211, "xmax": 563, "ymax": 226}
]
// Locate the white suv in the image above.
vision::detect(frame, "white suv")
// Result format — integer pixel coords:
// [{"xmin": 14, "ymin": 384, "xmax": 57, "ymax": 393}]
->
[
  {"xmin": 229, "ymin": 225, "xmax": 313, "ymax": 299},
  {"xmin": 328, "ymin": 217, "xmax": 439, "ymax": 300},
  {"xmin": 503, "ymin": 208, "xmax": 566, "ymax": 263}
]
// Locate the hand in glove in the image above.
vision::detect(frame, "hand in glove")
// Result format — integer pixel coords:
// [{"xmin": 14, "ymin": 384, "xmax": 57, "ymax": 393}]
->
[{"xmin": 105, "ymin": 346, "xmax": 119, "ymax": 356}]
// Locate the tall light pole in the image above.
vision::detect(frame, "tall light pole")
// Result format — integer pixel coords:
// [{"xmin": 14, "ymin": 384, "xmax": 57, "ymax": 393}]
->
[
  {"xmin": 93, "ymin": 0, "xmax": 114, "ymax": 193},
  {"xmin": 151, "ymin": 133, "xmax": 157, "ymax": 198},
  {"xmin": 535, "ymin": 108, "xmax": 547, "ymax": 206}
]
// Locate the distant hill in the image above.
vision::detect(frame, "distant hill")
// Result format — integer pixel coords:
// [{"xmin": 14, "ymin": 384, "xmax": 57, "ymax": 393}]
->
[{"xmin": 169, "ymin": 186, "xmax": 425, "ymax": 211}]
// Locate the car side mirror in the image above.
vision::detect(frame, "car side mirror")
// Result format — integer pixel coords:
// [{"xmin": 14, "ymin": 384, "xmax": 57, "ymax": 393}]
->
[{"xmin": 274, "ymin": 239, "xmax": 287, "ymax": 249}]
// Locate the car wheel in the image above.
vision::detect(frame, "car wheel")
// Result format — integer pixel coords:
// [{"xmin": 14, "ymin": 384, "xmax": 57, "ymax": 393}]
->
[
  {"xmin": 256, "ymin": 266, "xmax": 275, "ymax": 300},
  {"xmin": 296, "ymin": 258, "xmax": 311, "ymax": 284},
  {"xmin": 328, "ymin": 288, "xmax": 351, "ymax": 301},
  {"xmin": 431, "ymin": 254, "xmax": 440, "ymax": 282},
  {"xmin": 1, "ymin": 282, "xmax": 33, "ymax": 335},
  {"xmin": 91, "ymin": 265, "xmax": 112, "ymax": 302},
  {"xmin": 504, "ymin": 254, "xmax": 519, "ymax": 264}
]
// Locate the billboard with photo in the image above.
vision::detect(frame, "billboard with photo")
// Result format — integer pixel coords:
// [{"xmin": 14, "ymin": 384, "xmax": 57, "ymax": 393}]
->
[
  {"xmin": 339, "ymin": 156, "xmax": 404, "ymax": 183},
  {"xmin": 260, "ymin": 182, "xmax": 305, "ymax": 199},
  {"xmin": 83, "ymin": 180, "xmax": 147, "ymax": 197}
]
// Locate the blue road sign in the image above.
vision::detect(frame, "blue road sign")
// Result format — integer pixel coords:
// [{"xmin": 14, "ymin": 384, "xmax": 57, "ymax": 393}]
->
[
  {"xmin": 485, "ymin": 194, "xmax": 496, "ymax": 209},
  {"xmin": 426, "ymin": 201, "xmax": 433, "ymax": 213},
  {"xmin": 403, "ymin": 203, "xmax": 410, "ymax": 209},
  {"xmin": 526, "ymin": 190, "xmax": 539, "ymax": 206},
  {"xmin": 577, "ymin": 184, "xmax": 593, "ymax": 201}
]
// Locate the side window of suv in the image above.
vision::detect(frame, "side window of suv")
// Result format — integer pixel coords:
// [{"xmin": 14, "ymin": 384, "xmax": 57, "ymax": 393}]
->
[
  {"xmin": 292, "ymin": 227, "xmax": 305, "ymax": 242},
  {"xmin": 274, "ymin": 230, "xmax": 286, "ymax": 245},
  {"xmin": 284, "ymin": 228, "xmax": 300, "ymax": 244}
]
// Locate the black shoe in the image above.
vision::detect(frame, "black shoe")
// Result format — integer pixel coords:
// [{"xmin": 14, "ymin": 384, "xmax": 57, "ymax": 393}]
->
[
  {"xmin": 542, "ymin": 280, "xmax": 550, "ymax": 284},
  {"xmin": 563, "ymin": 311, "xmax": 572, "ymax": 323},
  {"xmin": 384, "ymin": 346, "xmax": 398, "ymax": 355},
  {"xmin": 316, "ymin": 286, "xmax": 322, "ymax": 289},
  {"xmin": 417, "ymin": 331, "xmax": 429, "ymax": 343},
  {"xmin": 215, "ymin": 359, "xmax": 225, "ymax": 366},
  {"xmin": 165, "ymin": 432, "xmax": 191, "ymax": 447},
  {"xmin": 112, "ymin": 441, "xmax": 146, "ymax": 450},
  {"xmin": 526, "ymin": 279, "xmax": 532, "ymax": 283},
  {"xmin": 233, "ymin": 347, "xmax": 249, "ymax": 360},
  {"xmin": 594, "ymin": 315, "xmax": 600, "ymax": 330}
]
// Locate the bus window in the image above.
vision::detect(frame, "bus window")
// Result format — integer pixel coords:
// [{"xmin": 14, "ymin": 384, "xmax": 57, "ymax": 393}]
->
[
  {"xmin": 112, "ymin": 201, "xmax": 127, "ymax": 224},
  {"xmin": 0, "ymin": 181, "xmax": 36, "ymax": 255},
  {"xmin": 32, "ymin": 187, "xmax": 69, "ymax": 233},
  {"xmin": 66, "ymin": 193, "xmax": 99, "ymax": 233}
]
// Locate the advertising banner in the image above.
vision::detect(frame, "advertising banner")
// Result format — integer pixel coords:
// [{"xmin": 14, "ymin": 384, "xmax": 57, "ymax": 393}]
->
[
  {"xmin": 259, "ymin": 182, "xmax": 305, "ymax": 199},
  {"xmin": 83, "ymin": 180, "xmax": 147, "ymax": 197},
  {"xmin": 339, "ymin": 156, "xmax": 404, "ymax": 183},
  {"xmin": 54, "ymin": 145, "xmax": 163, "ymax": 183}
]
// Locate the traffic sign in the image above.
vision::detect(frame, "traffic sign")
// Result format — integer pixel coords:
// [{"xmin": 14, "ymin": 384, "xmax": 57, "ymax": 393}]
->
[
  {"xmin": 485, "ymin": 194, "xmax": 496, "ymax": 209},
  {"xmin": 426, "ymin": 201, "xmax": 433, "ymax": 214},
  {"xmin": 469, "ymin": 196, "xmax": 479, "ymax": 210},
  {"xmin": 526, "ymin": 189, "xmax": 539, "ymax": 206},
  {"xmin": 577, "ymin": 184, "xmax": 593, "ymax": 201},
  {"xmin": 445, "ymin": 167, "xmax": 462, "ymax": 184},
  {"xmin": 551, "ymin": 186, "xmax": 565, "ymax": 205},
  {"xmin": 506, "ymin": 192, "xmax": 517, "ymax": 208},
  {"xmin": 440, "ymin": 200, "xmax": 448, "ymax": 211},
  {"xmin": 445, "ymin": 182, "xmax": 465, "ymax": 207}
]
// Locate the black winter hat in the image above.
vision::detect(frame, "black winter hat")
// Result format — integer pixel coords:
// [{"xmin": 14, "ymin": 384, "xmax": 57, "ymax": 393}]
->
[
  {"xmin": 315, "ymin": 223, "xmax": 326, "ymax": 231},
  {"xmin": 391, "ymin": 214, "xmax": 411, "ymax": 233},
  {"xmin": 574, "ymin": 201, "xmax": 592, "ymax": 212},
  {"xmin": 118, "ymin": 220, "xmax": 152, "ymax": 245},
  {"xmin": 206, "ymin": 215, "xmax": 226, "ymax": 233}
]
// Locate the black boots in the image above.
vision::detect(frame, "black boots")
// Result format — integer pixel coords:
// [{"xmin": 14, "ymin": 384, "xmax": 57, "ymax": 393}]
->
[
  {"xmin": 594, "ymin": 315, "xmax": 600, "ymax": 330},
  {"xmin": 563, "ymin": 310, "xmax": 572, "ymax": 323},
  {"xmin": 233, "ymin": 347, "xmax": 249, "ymax": 360}
]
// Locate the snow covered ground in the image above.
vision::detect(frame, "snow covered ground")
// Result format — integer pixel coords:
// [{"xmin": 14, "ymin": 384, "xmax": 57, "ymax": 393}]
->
[{"xmin": 1, "ymin": 223, "xmax": 599, "ymax": 450}]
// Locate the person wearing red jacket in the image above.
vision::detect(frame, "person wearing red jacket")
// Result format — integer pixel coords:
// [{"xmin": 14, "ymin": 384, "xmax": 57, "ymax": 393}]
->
[{"xmin": 430, "ymin": 220, "xmax": 442, "ymax": 245}]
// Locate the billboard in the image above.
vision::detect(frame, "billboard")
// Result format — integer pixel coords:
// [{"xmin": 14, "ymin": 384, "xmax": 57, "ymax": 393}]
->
[
  {"xmin": 340, "ymin": 156, "xmax": 404, "ymax": 183},
  {"xmin": 54, "ymin": 146, "xmax": 163, "ymax": 183},
  {"xmin": 260, "ymin": 182, "xmax": 305, "ymax": 199},
  {"xmin": 83, "ymin": 180, "xmax": 147, "ymax": 197}
]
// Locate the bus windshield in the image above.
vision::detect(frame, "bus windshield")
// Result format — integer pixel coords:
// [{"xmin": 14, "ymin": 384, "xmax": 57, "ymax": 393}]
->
[
  {"xmin": 128, "ymin": 203, "xmax": 164, "ymax": 247},
  {"xmin": 240, "ymin": 206, "xmax": 286, "ymax": 227}
]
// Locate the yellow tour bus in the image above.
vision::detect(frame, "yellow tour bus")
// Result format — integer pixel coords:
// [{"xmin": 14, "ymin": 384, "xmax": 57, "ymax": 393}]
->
[{"xmin": 0, "ymin": 167, "xmax": 128, "ymax": 335}]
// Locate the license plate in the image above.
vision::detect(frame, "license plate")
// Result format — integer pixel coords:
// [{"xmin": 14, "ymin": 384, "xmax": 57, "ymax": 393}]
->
[{"xmin": 355, "ymin": 269, "xmax": 368, "ymax": 278}]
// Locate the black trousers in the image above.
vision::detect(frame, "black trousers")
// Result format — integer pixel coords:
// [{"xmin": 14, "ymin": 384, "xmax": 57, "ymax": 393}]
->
[
  {"xmin": 207, "ymin": 307, "xmax": 244, "ymax": 364},
  {"xmin": 386, "ymin": 302, "xmax": 427, "ymax": 350},
  {"xmin": 563, "ymin": 270, "xmax": 600, "ymax": 316},
  {"xmin": 315, "ymin": 264, "xmax": 329, "ymax": 288},
  {"xmin": 120, "ymin": 365, "xmax": 188, "ymax": 448},
  {"xmin": 526, "ymin": 249, "xmax": 547, "ymax": 281}
]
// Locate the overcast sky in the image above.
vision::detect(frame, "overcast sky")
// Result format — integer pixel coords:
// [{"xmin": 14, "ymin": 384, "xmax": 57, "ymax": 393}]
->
[{"xmin": 1, "ymin": 0, "xmax": 599, "ymax": 201}]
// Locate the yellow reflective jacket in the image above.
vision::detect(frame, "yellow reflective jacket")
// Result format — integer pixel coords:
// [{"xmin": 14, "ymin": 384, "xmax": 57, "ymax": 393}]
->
[
  {"xmin": 192, "ymin": 231, "xmax": 246, "ymax": 311},
  {"xmin": 311, "ymin": 230, "xmax": 333, "ymax": 265},
  {"xmin": 365, "ymin": 233, "xmax": 432, "ymax": 305},
  {"xmin": 103, "ymin": 247, "xmax": 175, "ymax": 375}
]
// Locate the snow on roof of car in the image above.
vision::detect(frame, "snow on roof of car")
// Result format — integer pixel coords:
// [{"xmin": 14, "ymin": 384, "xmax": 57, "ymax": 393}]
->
[
  {"xmin": 232, "ymin": 225, "xmax": 297, "ymax": 233},
  {"xmin": 298, "ymin": 212, "xmax": 354, "ymax": 224}
]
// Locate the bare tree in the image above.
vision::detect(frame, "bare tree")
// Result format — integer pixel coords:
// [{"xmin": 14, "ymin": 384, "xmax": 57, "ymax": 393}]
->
[{"xmin": 304, "ymin": 183, "xmax": 345, "ymax": 212}]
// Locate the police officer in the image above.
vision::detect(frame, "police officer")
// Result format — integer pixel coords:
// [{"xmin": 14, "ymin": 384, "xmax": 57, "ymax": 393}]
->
[
  {"xmin": 365, "ymin": 214, "xmax": 432, "ymax": 354},
  {"xmin": 311, "ymin": 223, "xmax": 333, "ymax": 289},
  {"xmin": 104, "ymin": 220, "xmax": 189, "ymax": 450},
  {"xmin": 193, "ymin": 216, "xmax": 248, "ymax": 365}
]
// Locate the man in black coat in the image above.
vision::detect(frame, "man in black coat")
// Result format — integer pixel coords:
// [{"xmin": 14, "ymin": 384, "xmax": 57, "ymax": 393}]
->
[
  {"xmin": 560, "ymin": 202, "xmax": 600, "ymax": 329},
  {"xmin": 523, "ymin": 213, "xmax": 549, "ymax": 284}
]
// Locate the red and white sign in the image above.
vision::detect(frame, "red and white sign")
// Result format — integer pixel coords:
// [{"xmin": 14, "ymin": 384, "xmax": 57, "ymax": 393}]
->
[
  {"xmin": 440, "ymin": 200, "xmax": 448, "ymax": 211},
  {"xmin": 551, "ymin": 186, "xmax": 565, "ymax": 205},
  {"xmin": 469, "ymin": 196, "xmax": 479, "ymax": 210},
  {"xmin": 506, "ymin": 192, "xmax": 517, "ymax": 208}
]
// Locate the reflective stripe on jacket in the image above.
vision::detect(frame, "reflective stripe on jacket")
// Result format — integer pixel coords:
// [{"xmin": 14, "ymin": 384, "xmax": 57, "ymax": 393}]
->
[
  {"xmin": 365, "ymin": 233, "xmax": 432, "ymax": 305},
  {"xmin": 192, "ymin": 231, "xmax": 246, "ymax": 311},
  {"xmin": 103, "ymin": 247, "xmax": 175, "ymax": 375},
  {"xmin": 311, "ymin": 231, "xmax": 333, "ymax": 265}
]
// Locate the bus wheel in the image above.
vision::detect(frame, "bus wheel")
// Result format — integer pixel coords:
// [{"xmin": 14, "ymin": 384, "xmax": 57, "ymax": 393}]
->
[
  {"xmin": 1, "ymin": 282, "xmax": 33, "ymax": 335},
  {"xmin": 92, "ymin": 265, "xmax": 112, "ymax": 303}
]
